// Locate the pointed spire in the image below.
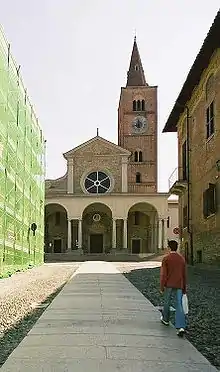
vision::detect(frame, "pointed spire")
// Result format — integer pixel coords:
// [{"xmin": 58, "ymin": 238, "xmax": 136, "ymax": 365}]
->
[{"xmin": 126, "ymin": 37, "xmax": 147, "ymax": 87}]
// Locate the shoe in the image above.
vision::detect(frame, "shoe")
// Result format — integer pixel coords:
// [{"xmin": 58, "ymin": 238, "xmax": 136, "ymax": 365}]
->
[
  {"xmin": 160, "ymin": 316, "xmax": 169, "ymax": 326},
  {"xmin": 177, "ymin": 328, "xmax": 185, "ymax": 337}
]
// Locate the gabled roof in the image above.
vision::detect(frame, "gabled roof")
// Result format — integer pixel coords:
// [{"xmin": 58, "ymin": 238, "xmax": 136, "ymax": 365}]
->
[
  {"xmin": 126, "ymin": 37, "xmax": 147, "ymax": 87},
  {"xmin": 163, "ymin": 10, "xmax": 220, "ymax": 133},
  {"xmin": 63, "ymin": 135, "xmax": 131, "ymax": 159}
]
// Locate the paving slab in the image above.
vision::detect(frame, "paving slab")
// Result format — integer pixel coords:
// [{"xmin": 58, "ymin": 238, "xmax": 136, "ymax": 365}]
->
[{"xmin": 0, "ymin": 261, "xmax": 217, "ymax": 372}]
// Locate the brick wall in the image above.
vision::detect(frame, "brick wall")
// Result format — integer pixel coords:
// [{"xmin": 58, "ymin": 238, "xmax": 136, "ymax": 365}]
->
[
  {"xmin": 177, "ymin": 51, "xmax": 220, "ymax": 264},
  {"xmin": 118, "ymin": 85, "xmax": 158, "ymax": 192}
]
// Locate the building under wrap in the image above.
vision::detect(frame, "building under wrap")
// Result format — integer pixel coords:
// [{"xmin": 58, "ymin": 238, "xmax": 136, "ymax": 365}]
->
[{"xmin": 0, "ymin": 26, "xmax": 45, "ymax": 276}]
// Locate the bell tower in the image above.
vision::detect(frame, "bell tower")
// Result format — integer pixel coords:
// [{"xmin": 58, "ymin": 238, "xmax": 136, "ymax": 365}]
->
[{"xmin": 118, "ymin": 37, "xmax": 158, "ymax": 193}]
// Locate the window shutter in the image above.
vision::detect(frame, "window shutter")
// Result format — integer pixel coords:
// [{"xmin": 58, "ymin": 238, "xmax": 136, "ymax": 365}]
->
[
  {"xmin": 203, "ymin": 190, "xmax": 208, "ymax": 218},
  {"xmin": 209, "ymin": 183, "xmax": 217, "ymax": 214}
]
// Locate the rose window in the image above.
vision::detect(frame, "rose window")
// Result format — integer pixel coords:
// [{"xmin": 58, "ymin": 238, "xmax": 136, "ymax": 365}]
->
[{"xmin": 84, "ymin": 171, "xmax": 111, "ymax": 194}]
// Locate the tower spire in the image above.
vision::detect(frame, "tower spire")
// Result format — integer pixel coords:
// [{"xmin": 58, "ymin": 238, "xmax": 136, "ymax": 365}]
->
[{"xmin": 126, "ymin": 37, "xmax": 147, "ymax": 87}]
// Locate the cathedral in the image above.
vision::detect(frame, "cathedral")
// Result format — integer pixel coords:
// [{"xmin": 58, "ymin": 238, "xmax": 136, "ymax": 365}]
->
[{"xmin": 45, "ymin": 38, "xmax": 178, "ymax": 260}]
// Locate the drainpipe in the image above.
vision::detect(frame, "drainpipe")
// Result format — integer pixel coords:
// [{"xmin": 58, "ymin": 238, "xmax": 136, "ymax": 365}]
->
[
  {"xmin": 185, "ymin": 106, "xmax": 194, "ymax": 265},
  {"xmin": 177, "ymin": 103, "xmax": 194, "ymax": 265}
]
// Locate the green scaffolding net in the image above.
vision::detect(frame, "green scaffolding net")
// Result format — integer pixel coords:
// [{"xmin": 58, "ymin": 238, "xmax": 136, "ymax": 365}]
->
[{"xmin": 0, "ymin": 27, "xmax": 45, "ymax": 276}]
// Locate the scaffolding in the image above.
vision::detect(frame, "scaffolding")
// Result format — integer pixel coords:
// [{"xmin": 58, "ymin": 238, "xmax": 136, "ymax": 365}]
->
[{"xmin": 0, "ymin": 26, "xmax": 45, "ymax": 275}]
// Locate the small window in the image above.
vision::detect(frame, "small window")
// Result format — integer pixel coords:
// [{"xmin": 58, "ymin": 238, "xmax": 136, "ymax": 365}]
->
[
  {"xmin": 134, "ymin": 151, "xmax": 138, "ymax": 162},
  {"xmin": 206, "ymin": 101, "xmax": 214, "ymax": 139},
  {"xmin": 133, "ymin": 100, "xmax": 136, "ymax": 111},
  {"xmin": 141, "ymin": 100, "xmax": 145, "ymax": 111},
  {"xmin": 136, "ymin": 172, "xmax": 141, "ymax": 183},
  {"xmin": 139, "ymin": 151, "xmax": 143, "ymax": 162},
  {"xmin": 137, "ymin": 100, "xmax": 141, "ymax": 111},
  {"xmin": 167, "ymin": 216, "xmax": 170, "ymax": 228},
  {"xmin": 183, "ymin": 205, "xmax": 187, "ymax": 228},
  {"xmin": 203, "ymin": 183, "xmax": 217, "ymax": 218},
  {"xmin": 134, "ymin": 211, "xmax": 140, "ymax": 225},
  {"xmin": 55, "ymin": 212, "xmax": 61, "ymax": 225},
  {"xmin": 134, "ymin": 65, "xmax": 139, "ymax": 71}
]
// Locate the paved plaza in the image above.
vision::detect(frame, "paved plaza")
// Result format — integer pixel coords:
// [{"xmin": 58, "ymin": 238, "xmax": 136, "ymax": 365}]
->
[{"xmin": 0, "ymin": 261, "xmax": 217, "ymax": 372}]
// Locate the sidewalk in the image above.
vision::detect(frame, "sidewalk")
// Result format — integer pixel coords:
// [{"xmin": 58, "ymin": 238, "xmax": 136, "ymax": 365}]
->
[{"xmin": 1, "ymin": 261, "xmax": 217, "ymax": 372}]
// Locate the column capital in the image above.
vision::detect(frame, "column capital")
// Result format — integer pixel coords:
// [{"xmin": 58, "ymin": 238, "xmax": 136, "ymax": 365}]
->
[
  {"xmin": 68, "ymin": 158, "xmax": 74, "ymax": 165},
  {"xmin": 121, "ymin": 156, "xmax": 129, "ymax": 164}
]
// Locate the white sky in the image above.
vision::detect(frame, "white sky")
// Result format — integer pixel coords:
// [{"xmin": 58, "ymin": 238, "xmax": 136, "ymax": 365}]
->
[{"xmin": 1, "ymin": 1, "xmax": 219, "ymax": 191}]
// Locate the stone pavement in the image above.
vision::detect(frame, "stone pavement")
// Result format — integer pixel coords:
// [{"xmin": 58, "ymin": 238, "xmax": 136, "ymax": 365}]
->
[{"xmin": 1, "ymin": 261, "xmax": 217, "ymax": 372}]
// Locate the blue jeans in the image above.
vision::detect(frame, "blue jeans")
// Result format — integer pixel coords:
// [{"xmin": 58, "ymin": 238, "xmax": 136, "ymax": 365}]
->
[{"xmin": 163, "ymin": 288, "xmax": 186, "ymax": 329}]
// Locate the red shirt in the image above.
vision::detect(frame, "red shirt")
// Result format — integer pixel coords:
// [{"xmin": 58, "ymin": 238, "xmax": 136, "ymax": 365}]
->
[{"xmin": 160, "ymin": 252, "xmax": 187, "ymax": 293}]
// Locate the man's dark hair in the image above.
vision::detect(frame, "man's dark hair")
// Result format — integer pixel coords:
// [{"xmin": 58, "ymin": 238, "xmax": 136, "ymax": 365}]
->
[{"xmin": 168, "ymin": 240, "xmax": 178, "ymax": 251}]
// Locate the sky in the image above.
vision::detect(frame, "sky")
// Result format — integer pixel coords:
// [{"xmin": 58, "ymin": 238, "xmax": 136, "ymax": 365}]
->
[{"xmin": 1, "ymin": 1, "xmax": 219, "ymax": 192}]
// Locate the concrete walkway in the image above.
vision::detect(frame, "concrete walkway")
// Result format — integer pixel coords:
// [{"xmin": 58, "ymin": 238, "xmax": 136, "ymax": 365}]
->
[{"xmin": 1, "ymin": 262, "xmax": 217, "ymax": 372}]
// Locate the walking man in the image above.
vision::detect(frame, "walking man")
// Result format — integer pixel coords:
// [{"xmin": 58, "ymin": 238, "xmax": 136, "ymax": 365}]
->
[{"xmin": 160, "ymin": 240, "xmax": 187, "ymax": 337}]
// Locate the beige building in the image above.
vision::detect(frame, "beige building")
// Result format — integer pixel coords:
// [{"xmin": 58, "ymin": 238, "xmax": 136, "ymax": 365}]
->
[
  {"xmin": 45, "ymin": 38, "xmax": 178, "ymax": 260},
  {"xmin": 163, "ymin": 11, "xmax": 220, "ymax": 264}
]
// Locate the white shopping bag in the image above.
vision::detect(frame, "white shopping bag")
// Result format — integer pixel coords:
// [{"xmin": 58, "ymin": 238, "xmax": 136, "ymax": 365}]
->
[{"xmin": 182, "ymin": 294, "xmax": 189, "ymax": 315}]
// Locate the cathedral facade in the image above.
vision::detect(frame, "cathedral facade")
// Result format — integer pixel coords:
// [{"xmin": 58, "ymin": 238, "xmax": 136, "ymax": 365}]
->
[{"xmin": 45, "ymin": 38, "xmax": 178, "ymax": 260}]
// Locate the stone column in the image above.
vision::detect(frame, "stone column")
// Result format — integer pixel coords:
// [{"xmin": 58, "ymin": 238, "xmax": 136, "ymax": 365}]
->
[
  {"xmin": 151, "ymin": 220, "xmax": 155, "ymax": 252},
  {"xmin": 121, "ymin": 156, "xmax": 128, "ymax": 192},
  {"xmin": 67, "ymin": 158, "xmax": 74, "ymax": 194},
  {"xmin": 123, "ymin": 218, "xmax": 128, "ymax": 249},
  {"xmin": 67, "ymin": 219, "xmax": 72, "ymax": 252},
  {"xmin": 163, "ymin": 217, "xmax": 168, "ymax": 250},
  {"xmin": 112, "ymin": 218, "xmax": 117, "ymax": 249},
  {"xmin": 158, "ymin": 218, "xmax": 163, "ymax": 250},
  {"xmin": 78, "ymin": 218, "xmax": 82, "ymax": 250}
]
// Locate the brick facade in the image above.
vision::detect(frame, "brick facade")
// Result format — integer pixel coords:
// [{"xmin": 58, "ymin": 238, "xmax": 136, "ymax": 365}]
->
[
  {"xmin": 164, "ymin": 8, "xmax": 220, "ymax": 267},
  {"xmin": 118, "ymin": 86, "xmax": 158, "ymax": 193},
  {"xmin": 178, "ymin": 52, "xmax": 220, "ymax": 264}
]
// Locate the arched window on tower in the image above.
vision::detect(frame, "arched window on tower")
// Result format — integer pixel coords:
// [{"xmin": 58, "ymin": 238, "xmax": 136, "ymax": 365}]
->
[
  {"xmin": 134, "ymin": 65, "xmax": 139, "ymax": 71},
  {"xmin": 134, "ymin": 151, "xmax": 138, "ymax": 162},
  {"xmin": 133, "ymin": 100, "xmax": 137, "ymax": 111},
  {"xmin": 141, "ymin": 100, "xmax": 145, "ymax": 111},
  {"xmin": 137, "ymin": 100, "xmax": 141, "ymax": 111},
  {"xmin": 136, "ymin": 172, "xmax": 141, "ymax": 183},
  {"xmin": 134, "ymin": 151, "xmax": 143, "ymax": 162}
]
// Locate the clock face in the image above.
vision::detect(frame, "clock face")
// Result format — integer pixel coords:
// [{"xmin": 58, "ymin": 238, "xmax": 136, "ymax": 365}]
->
[{"xmin": 132, "ymin": 116, "xmax": 147, "ymax": 133}]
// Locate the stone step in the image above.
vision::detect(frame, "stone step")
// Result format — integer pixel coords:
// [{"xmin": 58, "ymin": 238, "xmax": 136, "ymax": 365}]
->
[{"xmin": 44, "ymin": 253, "xmax": 156, "ymax": 262}]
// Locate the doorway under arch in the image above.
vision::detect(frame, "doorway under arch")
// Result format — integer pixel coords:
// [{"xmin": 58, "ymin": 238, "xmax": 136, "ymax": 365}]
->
[
  {"xmin": 127, "ymin": 202, "xmax": 158, "ymax": 255},
  {"xmin": 82, "ymin": 203, "xmax": 113, "ymax": 254},
  {"xmin": 44, "ymin": 203, "xmax": 68, "ymax": 253}
]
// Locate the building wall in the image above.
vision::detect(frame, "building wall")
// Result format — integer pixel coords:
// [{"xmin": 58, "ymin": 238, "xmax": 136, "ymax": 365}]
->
[
  {"xmin": 118, "ymin": 85, "xmax": 157, "ymax": 192},
  {"xmin": 177, "ymin": 49, "xmax": 220, "ymax": 263},
  {"xmin": 0, "ymin": 28, "xmax": 45, "ymax": 275}
]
